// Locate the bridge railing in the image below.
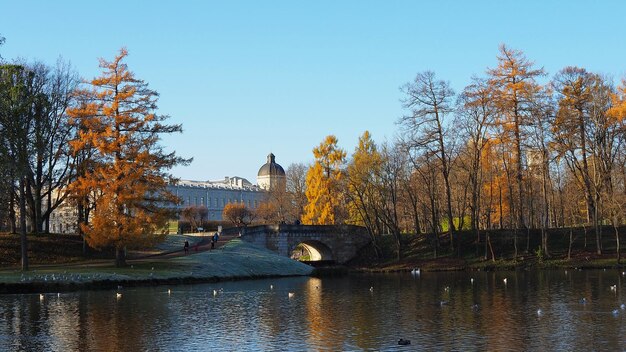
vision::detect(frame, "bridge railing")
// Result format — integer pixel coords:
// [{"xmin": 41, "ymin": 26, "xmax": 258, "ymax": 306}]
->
[{"xmin": 222, "ymin": 224, "xmax": 368, "ymax": 236}]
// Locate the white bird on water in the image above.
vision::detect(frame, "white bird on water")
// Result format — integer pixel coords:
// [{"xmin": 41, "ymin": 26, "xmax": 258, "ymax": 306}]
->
[
  {"xmin": 470, "ymin": 278, "xmax": 474, "ymax": 284},
  {"xmin": 537, "ymin": 309, "xmax": 543, "ymax": 316},
  {"xmin": 270, "ymin": 285, "xmax": 273, "ymax": 290},
  {"xmin": 610, "ymin": 285, "xmax": 617, "ymax": 292},
  {"xmin": 288, "ymin": 292, "xmax": 295, "ymax": 298},
  {"xmin": 213, "ymin": 289, "xmax": 218, "ymax": 296},
  {"xmin": 503, "ymin": 278, "xmax": 508, "ymax": 285},
  {"xmin": 39, "ymin": 294, "xmax": 44, "ymax": 301},
  {"xmin": 116, "ymin": 292, "xmax": 122, "ymax": 299},
  {"xmin": 168, "ymin": 289, "xmax": 171, "ymax": 295},
  {"xmin": 369, "ymin": 286, "xmax": 374, "ymax": 292}
]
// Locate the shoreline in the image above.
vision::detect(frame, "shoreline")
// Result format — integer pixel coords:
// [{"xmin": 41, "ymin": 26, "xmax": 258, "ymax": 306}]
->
[{"xmin": 0, "ymin": 239, "xmax": 313, "ymax": 294}]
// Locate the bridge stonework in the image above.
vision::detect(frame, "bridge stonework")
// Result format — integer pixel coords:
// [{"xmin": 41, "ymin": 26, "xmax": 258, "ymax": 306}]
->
[{"xmin": 234, "ymin": 224, "xmax": 371, "ymax": 264}]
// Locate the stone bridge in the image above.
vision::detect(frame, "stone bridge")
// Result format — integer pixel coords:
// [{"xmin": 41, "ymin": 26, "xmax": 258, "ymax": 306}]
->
[{"xmin": 226, "ymin": 224, "xmax": 371, "ymax": 264}]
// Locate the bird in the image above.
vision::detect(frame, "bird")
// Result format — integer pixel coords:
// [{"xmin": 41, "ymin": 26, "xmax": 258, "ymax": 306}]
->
[
  {"xmin": 537, "ymin": 309, "xmax": 543, "ymax": 316},
  {"xmin": 439, "ymin": 300, "xmax": 449, "ymax": 306},
  {"xmin": 270, "ymin": 285, "xmax": 273, "ymax": 290},
  {"xmin": 116, "ymin": 292, "xmax": 122, "ymax": 299},
  {"xmin": 57, "ymin": 293, "xmax": 60, "ymax": 298},
  {"xmin": 621, "ymin": 303, "xmax": 625, "ymax": 310},
  {"xmin": 610, "ymin": 285, "xmax": 617, "ymax": 292},
  {"xmin": 398, "ymin": 339, "xmax": 411, "ymax": 346},
  {"xmin": 168, "ymin": 289, "xmax": 171, "ymax": 295},
  {"xmin": 39, "ymin": 294, "xmax": 44, "ymax": 301},
  {"xmin": 213, "ymin": 289, "xmax": 218, "ymax": 296},
  {"xmin": 370, "ymin": 286, "xmax": 374, "ymax": 292},
  {"xmin": 288, "ymin": 292, "xmax": 295, "ymax": 298},
  {"xmin": 580, "ymin": 297, "xmax": 587, "ymax": 304},
  {"xmin": 612, "ymin": 309, "xmax": 619, "ymax": 316},
  {"xmin": 411, "ymin": 268, "xmax": 420, "ymax": 275},
  {"xmin": 470, "ymin": 278, "xmax": 474, "ymax": 284},
  {"xmin": 444, "ymin": 286, "xmax": 450, "ymax": 292},
  {"xmin": 503, "ymin": 278, "xmax": 508, "ymax": 285}
]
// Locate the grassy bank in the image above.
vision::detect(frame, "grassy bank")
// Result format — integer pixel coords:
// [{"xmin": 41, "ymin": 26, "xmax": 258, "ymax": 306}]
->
[
  {"xmin": 351, "ymin": 226, "xmax": 626, "ymax": 272},
  {"xmin": 0, "ymin": 239, "xmax": 313, "ymax": 293}
]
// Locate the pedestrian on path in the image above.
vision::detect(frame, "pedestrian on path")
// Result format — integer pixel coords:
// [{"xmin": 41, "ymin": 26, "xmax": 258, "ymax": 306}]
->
[
  {"xmin": 184, "ymin": 240, "xmax": 189, "ymax": 254},
  {"xmin": 211, "ymin": 232, "xmax": 219, "ymax": 249}
]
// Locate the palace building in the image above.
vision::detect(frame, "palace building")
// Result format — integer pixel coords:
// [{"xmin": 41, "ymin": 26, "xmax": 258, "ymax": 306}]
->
[{"xmin": 49, "ymin": 153, "xmax": 286, "ymax": 233}]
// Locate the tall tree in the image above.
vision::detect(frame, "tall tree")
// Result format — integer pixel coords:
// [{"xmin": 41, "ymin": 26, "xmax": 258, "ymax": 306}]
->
[
  {"xmin": 286, "ymin": 162, "xmax": 308, "ymax": 221},
  {"xmin": 457, "ymin": 78, "xmax": 495, "ymax": 239},
  {"xmin": 487, "ymin": 44, "xmax": 544, "ymax": 258},
  {"xmin": 302, "ymin": 135, "xmax": 346, "ymax": 225},
  {"xmin": 346, "ymin": 131, "xmax": 384, "ymax": 257},
  {"xmin": 67, "ymin": 48, "xmax": 190, "ymax": 267},
  {"xmin": 488, "ymin": 45, "xmax": 544, "ymax": 224},
  {"xmin": 399, "ymin": 70, "xmax": 457, "ymax": 250},
  {"xmin": 0, "ymin": 64, "xmax": 35, "ymax": 270}
]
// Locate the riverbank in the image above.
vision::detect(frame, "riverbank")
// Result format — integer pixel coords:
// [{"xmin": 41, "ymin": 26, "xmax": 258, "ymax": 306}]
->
[
  {"xmin": 0, "ymin": 239, "xmax": 313, "ymax": 294},
  {"xmin": 350, "ymin": 226, "xmax": 626, "ymax": 273}
]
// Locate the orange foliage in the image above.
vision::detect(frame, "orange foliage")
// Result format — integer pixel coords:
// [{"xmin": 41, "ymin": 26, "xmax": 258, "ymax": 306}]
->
[{"xmin": 67, "ymin": 48, "xmax": 185, "ymax": 256}]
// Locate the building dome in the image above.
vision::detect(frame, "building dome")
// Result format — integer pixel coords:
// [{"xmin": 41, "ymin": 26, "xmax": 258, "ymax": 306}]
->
[
  {"xmin": 257, "ymin": 153, "xmax": 285, "ymax": 177},
  {"xmin": 257, "ymin": 153, "xmax": 286, "ymax": 191}
]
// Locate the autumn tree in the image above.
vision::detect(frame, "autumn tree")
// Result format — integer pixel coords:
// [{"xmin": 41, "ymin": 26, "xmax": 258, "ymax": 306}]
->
[
  {"xmin": 399, "ymin": 71, "xmax": 457, "ymax": 250},
  {"xmin": 223, "ymin": 202, "xmax": 253, "ymax": 227},
  {"xmin": 487, "ymin": 44, "xmax": 544, "ymax": 258},
  {"xmin": 346, "ymin": 131, "xmax": 384, "ymax": 257},
  {"xmin": 302, "ymin": 135, "xmax": 347, "ymax": 225},
  {"xmin": 181, "ymin": 205, "xmax": 208, "ymax": 231},
  {"xmin": 67, "ymin": 48, "xmax": 189, "ymax": 267},
  {"xmin": 488, "ymin": 45, "xmax": 544, "ymax": 226}
]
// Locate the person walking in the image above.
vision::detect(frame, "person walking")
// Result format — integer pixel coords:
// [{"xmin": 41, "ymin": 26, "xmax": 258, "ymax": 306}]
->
[
  {"xmin": 184, "ymin": 240, "xmax": 190, "ymax": 254},
  {"xmin": 211, "ymin": 232, "xmax": 219, "ymax": 249}
]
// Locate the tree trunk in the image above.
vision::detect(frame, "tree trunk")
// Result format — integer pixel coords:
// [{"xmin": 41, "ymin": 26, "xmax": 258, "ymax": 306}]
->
[
  {"xmin": 115, "ymin": 247, "xmax": 126, "ymax": 267},
  {"xmin": 19, "ymin": 177, "xmax": 29, "ymax": 271},
  {"xmin": 9, "ymin": 187, "xmax": 16, "ymax": 234},
  {"xmin": 568, "ymin": 228, "xmax": 573, "ymax": 261},
  {"xmin": 615, "ymin": 224, "xmax": 620, "ymax": 265}
]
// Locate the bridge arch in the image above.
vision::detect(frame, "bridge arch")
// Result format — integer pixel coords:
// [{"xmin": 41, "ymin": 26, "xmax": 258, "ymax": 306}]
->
[
  {"xmin": 232, "ymin": 224, "xmax": 371, "ymax": 264},
  {"xmin": 291, "ymin": 240, "xmax": 333, "ymax": 261}
]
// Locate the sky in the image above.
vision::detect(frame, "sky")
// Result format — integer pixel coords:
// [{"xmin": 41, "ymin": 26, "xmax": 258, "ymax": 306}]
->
[{"xmin": 1, "ymin": 0, "xmax": 625, "ymax": 182}]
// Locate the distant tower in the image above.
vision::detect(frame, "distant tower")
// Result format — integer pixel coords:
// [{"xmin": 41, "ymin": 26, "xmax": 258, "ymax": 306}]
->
[{"xmin": 257, "ymin": 153, "xmax": 286, "ymax": 191}]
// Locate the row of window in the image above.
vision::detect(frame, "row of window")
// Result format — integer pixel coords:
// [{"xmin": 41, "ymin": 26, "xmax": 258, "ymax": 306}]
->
[{"xmin": 184, "ymin": 196, "xmax": 258, "ymax": 208}]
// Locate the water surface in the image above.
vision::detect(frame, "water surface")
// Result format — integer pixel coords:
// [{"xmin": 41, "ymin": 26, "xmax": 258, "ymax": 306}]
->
[{"xmin": 0, "ymin": 270, "xmax": 624, "ymax": 351}]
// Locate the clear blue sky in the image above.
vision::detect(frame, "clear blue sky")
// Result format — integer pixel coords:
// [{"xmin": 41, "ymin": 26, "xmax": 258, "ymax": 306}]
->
[{"xmin": 2, "ymin": 0, "xmax": 624, "ymax": 182}]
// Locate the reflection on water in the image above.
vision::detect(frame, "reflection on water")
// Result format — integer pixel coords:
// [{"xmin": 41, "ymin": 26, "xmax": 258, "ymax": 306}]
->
[{"xmin": 0, "ymin": 270, "xmax": 625, "ymax": 351}]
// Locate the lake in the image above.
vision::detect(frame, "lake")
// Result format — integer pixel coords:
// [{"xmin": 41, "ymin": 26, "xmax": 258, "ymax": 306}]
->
[{"xmin": 0, "ymin": 270, "xmax": 625, "ymax": 351}]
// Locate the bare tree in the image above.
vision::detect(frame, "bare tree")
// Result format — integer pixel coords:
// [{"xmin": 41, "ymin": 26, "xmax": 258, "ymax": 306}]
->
[{"xmin": 399, "ymin": 71, "xmax": 457, "ymax": 250}]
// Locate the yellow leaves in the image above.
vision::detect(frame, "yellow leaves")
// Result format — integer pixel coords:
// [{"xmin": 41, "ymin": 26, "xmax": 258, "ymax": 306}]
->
[
  {"xmin": 608, "ymin": 79, "xmax": 626, "ymax": 124},
  {"xmin": 302, "ymin": 135, "xmax": 347, "ymax": 225}
]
